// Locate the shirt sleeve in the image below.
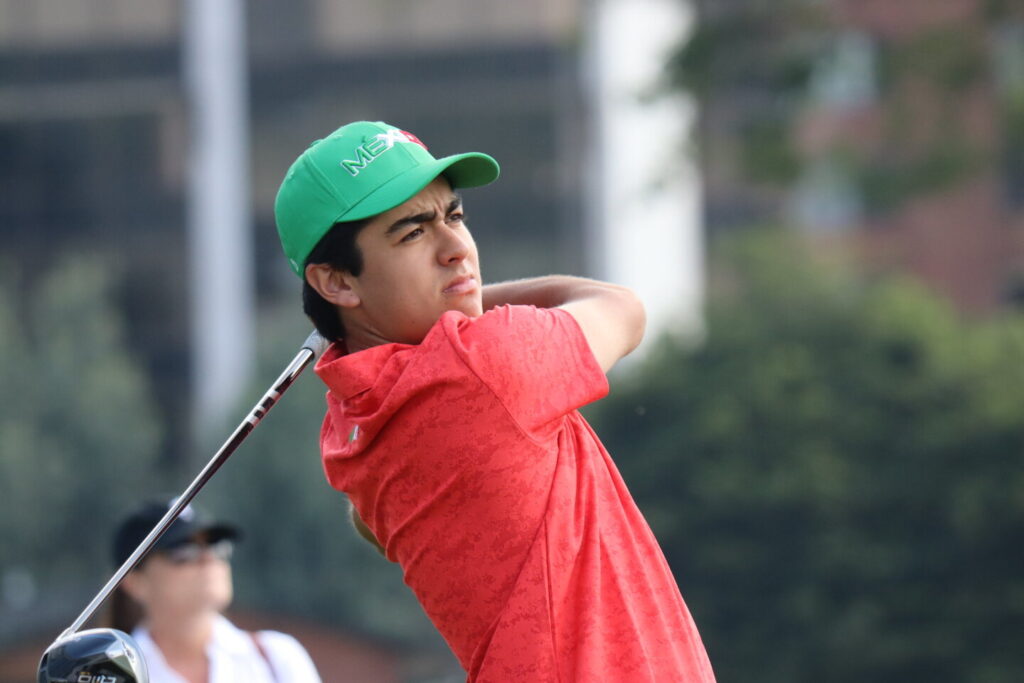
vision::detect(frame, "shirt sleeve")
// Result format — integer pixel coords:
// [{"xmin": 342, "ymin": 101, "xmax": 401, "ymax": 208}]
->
[{"xmin": 443, "ymin": 304, "xmax": 609, "ymax": 434}]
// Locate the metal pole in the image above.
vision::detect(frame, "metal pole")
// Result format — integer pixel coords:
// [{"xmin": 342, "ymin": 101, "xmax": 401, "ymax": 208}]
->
[{"xmin": 184, "ymin": 0, "xmax": 255, "ymax": 443}]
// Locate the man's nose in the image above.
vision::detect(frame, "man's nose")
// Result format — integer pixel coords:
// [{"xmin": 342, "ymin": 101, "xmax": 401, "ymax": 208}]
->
[{"xmin": 438, "ymin": 225, "xmax": 471, "ymax": 264}]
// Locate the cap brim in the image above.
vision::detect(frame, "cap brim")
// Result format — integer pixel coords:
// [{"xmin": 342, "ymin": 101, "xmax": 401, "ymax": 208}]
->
[
  {"xmin": 342, "ymin": 152, "xmax": 499, "ymax": 222},
  {"xmin": 156, "ymin": 522, "xmax": 241, "ymax": 550}
]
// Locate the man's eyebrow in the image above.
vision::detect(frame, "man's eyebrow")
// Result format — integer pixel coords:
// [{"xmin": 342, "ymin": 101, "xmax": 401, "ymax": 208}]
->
[
  {"xmin": 384, "ymin": 193, "xmax": 464, "ymax": 236},
  {"xmin": 385, "ymin": 210, "xmax": 435, "ymax": 236},
  {"xmin": 448, "ymin": 193, "xmax": 463, "ymax": 213}
]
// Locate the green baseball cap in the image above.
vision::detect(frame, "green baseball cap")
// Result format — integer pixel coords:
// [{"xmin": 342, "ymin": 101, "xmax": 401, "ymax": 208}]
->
[{"xmin": 274, "ymin": 120, "xmax": 500, "ymax": 276}]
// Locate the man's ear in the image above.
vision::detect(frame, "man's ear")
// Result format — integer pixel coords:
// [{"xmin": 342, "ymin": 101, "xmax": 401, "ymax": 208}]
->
[{"xmin": 305, "ymin": 263, "xmax": 361, "ymax": 309}]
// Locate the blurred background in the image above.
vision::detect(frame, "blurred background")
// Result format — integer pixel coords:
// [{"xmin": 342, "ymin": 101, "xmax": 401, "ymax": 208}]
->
[{"xmin": 1, "ymin": 0, "xmax": 1023, "ymax": 681}]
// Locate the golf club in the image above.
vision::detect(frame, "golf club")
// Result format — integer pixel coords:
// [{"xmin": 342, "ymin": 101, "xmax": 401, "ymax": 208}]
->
[{"xmin": 37, "ymin": 330, "xmax": 330, "ymax": 683}]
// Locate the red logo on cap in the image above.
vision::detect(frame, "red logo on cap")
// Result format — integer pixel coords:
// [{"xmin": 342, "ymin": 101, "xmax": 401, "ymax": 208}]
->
[{"xmin": 400, "ymin": 130, "xmax": 428, "ymax": 151}]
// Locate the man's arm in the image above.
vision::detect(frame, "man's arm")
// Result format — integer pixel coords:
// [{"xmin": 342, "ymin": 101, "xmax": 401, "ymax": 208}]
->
[{"xmin": 482, "ymin": 276, "xmax": 646, "ymax": 373}]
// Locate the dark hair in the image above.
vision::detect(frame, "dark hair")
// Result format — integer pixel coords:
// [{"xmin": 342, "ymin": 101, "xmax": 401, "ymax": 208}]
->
[
  {"xmin": 107, "ymin": 585, "xmax": 144, "ymax": 633},
  {"xmin": 302, "ymin": 218, "xmax": 371, "ymax": 343}
]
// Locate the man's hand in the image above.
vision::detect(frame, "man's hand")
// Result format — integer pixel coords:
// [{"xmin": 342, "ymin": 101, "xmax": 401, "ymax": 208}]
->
[
  {"xmin": 482, "ymin": 276, "xmax": 645, "ymax": 373},
  {"xmin": 349, "ymin": 500, "xmax": 386, "ymax": 556}
]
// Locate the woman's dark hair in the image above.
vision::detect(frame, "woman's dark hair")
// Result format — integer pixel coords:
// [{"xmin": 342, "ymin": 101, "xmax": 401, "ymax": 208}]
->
[
  {"xmin": 107, "ymin": 585, "xmax": 144, "ymax": 634},
  {"xmin": 107, "ymin": 585, "xmax": 144, "ymax": 633},
  {"xmin": 302, "ymin": 218, "xmax": 371, "ymax": 342}
]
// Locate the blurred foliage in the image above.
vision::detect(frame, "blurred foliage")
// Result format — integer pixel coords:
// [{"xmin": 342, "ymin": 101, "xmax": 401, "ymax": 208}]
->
[
  {"xmin": 670, "ymin": 0, "xmax": 827, "ymax": 98},
  {"xmin": 670, "ymin": 0, "xmax": 828, "ymax": 187},
  {"xmin": 0, "ymin": 256, "xmax": 161, "ymax": 638},
  {"xmin": 1008, "ymin": 90, "xmax": 1024, "ymax": 150},
  {"xmin": 858, "ymin": 26, "xmax": 990, "ymax": 214},
  {"xmin": 877, "ymin": 28, "xmax": 987, "ymax": 92},
  {"xmin": 670, "ymin": 1, "xmax": 1004, "ymax": 218},
  {"xmin": 198, "ymin": 302, "xmax": 453, "ymax": 657},
  {"xmin": 586, "ymin": 231, "xmax": 1024, "ymax": 682},
  {"xmin": 1004, "ymin": 86, "xmax": 1024, "ymax": 204},
  {"xmin": 854, "ymin": 140, "xmax": 984, "ymax": 215}
]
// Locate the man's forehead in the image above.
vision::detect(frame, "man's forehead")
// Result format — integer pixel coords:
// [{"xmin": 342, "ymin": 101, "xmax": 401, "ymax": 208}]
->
[
  {"xmin": 373, "ymin": 178, "xmax": 460, "ymax": 224},
  {"xmin": 404, "ymin": 176, "xmax": 458, "ymax": 207}
]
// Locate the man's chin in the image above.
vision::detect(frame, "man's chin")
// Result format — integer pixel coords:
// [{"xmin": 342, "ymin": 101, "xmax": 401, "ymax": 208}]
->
[
  {"xmin": 456, "ymin": 300, "xmax": 484, "ymax": 319},
  {"xmin": 443, "ymin": 293, "xmax": 483, "ymax": 318}
]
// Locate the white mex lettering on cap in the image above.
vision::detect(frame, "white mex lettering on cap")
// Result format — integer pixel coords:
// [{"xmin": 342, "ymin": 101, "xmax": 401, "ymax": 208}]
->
[{"xmin": 340, "ymin": 130, "xmax": 417, "ymax": 177}]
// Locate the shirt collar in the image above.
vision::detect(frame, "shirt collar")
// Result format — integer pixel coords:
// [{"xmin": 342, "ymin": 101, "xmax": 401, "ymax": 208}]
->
[
  {"xmin": 133, "ymin": 614, "xmax": 251, "ymax": 659},
  {"xmin": 208, "ymin": 614, "xmax": 253, "ymax": 656},
  {"xmin": 315, "ymin": 340, "xmax": 409, "ymax": 400},
  {"xmin": 130, "ymin": 626, "xmax": 172, "ymax": 678}
]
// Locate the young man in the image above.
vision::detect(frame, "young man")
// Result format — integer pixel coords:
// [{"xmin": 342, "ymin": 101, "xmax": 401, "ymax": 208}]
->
[{"xmin": 274, "ymin": 120, "xmax": 715, "ymax": 682}]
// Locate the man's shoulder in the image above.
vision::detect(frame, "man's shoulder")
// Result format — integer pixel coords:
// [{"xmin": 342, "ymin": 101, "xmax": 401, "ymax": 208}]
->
[{"xmin": 431, "ymin": 304, "xmax": 556, "ymax": 347}]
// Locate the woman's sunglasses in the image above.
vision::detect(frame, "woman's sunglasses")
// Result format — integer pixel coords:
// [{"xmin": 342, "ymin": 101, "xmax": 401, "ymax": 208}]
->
[{"xmin": 160, "ymin": 539, "xmax": 234, "ymax": 565}]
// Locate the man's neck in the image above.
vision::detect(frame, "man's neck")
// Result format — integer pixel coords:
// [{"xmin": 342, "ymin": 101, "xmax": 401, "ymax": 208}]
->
[{"xmin": 341, "ymin": 322, "xmax": 402, "ymax": 354}]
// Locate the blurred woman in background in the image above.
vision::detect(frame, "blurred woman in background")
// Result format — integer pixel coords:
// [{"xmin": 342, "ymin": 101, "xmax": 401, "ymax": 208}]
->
[{"xmin": 109, "ymin": 498, "xmax": 321, "ymax": 683}]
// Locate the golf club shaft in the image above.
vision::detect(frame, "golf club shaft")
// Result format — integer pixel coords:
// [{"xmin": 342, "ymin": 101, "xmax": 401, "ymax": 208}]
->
[{"xmin": 58, "ymin": 330, "xmax": 329, "ymax": 641}]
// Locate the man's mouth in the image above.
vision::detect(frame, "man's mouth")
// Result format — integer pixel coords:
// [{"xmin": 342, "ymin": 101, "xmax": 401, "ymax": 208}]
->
[{"xmin": 443, "ymin": 275, "xmax": 477, "ymax": 295}]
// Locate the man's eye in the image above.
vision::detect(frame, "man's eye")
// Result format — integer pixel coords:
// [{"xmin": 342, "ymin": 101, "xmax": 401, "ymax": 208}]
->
[
  {"xmin": 447, "ymin": 212, "xmax": 466, "ymax": 224},
  {"xmin": 401, "ymin": 227, "xmax": 424, "ymax": 242}
]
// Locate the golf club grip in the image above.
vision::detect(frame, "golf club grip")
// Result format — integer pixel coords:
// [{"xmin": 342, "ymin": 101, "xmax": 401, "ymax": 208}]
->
[
  {"xmin": 57, "ymin": 331, "xmax": 329, "ymax": 641},
  {"xmin": 302, "ymin": 329, "xmax": 330, "ymax": 358}
]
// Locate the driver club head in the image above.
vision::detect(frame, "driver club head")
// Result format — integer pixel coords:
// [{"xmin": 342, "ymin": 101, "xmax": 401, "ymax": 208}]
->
[{"xmin": 38, "ymin": 628, "xmax": 148, "ymax": 683}]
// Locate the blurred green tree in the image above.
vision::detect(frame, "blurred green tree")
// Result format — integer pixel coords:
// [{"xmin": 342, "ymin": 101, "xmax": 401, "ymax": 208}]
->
[
  {"xmin": 672, "ymin": 0, "xmax": 1001, "ymax": 220},
  {"xmin": 670, "ymin": 0, "xmax": 829, "ymax": 188},
  {"xmin": 586, "ymin": 232, "xmax": 1024, "ymax": 682},
  {"xmin": 0, "ymin": 256, "xmax": 162, "ymax": 639}
]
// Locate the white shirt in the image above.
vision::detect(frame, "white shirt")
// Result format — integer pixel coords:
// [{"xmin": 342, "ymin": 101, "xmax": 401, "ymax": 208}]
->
[{"xmin": 132, "ymin": 615, "xmax": 322, "ymax": 683}]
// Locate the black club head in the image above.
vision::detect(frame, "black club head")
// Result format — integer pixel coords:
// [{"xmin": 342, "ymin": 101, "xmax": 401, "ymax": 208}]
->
[{"xmin": 37, "ymin": 628, "xmax": 148, "ymax": 683}]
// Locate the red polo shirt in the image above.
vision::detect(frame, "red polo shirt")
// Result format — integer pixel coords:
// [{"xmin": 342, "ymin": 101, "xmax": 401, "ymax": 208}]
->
[{"xmin": 316, "ymin": 305, "xmax": 715, "ymax": 682}]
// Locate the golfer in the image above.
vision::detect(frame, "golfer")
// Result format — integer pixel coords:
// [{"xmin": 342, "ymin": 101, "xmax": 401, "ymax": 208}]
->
[{"xmin": 275, "ymin": 120, "xmax": 715, "ymax": 681}]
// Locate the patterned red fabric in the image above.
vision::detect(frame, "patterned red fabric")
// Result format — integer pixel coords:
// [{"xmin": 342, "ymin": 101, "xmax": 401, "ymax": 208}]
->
[{"xmin": 316, "ymin": 305, "xmax": 715, "ymax": 682}]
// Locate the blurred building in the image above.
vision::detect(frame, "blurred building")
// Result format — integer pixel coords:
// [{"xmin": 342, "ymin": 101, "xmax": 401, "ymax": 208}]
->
[
  {"xmin": 801, "ymin": 0, "xmax": 1024, "ymax": 312},
  {"xmin": 694, "ymin": 0, "xmax": 1024, "ymax": 313},
  {"xmin": 0, "ymin": 1, "xmax": 188, "ymax": 459},
  {"xmin": 0, "ymin": 0, "xmax": 589, "ymax": 468}
]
